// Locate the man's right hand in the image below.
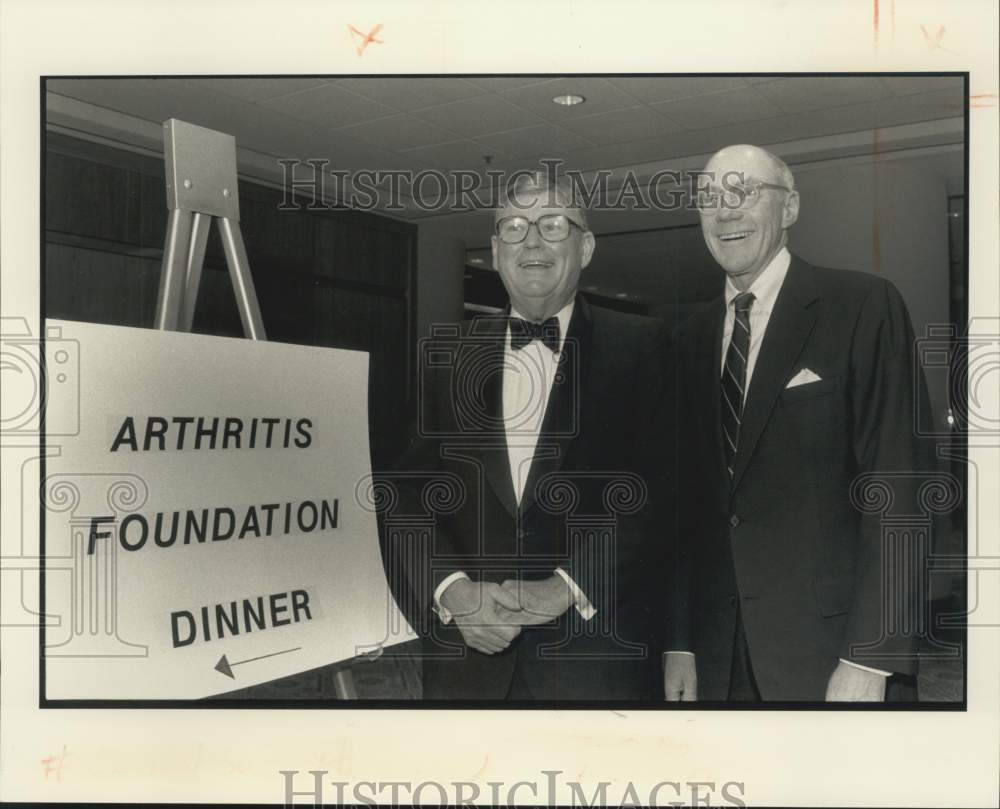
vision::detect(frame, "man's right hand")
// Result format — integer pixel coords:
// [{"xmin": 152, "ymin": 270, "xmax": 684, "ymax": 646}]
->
[
  {"xmin": 663, "ymin": 651, "xmax": 698, "ymax": 701},
  {"xmin": 439, "ymin": 578, "xmax": 524, "ymax": 655}
]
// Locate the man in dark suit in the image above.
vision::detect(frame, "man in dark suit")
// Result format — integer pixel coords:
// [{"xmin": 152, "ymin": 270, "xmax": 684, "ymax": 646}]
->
[
  {"xmin": 392, "ymin": 172, "xmax": 666, "ymax": 700},
  {"xmin": 663, "ymin": 144, "xmax": 934, "ymax": 702}
]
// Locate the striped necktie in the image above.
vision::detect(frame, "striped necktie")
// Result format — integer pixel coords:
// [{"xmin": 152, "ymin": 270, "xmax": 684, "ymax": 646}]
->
[{"xmin": 721, "ymin": 291, "xmax": 755, "ymax": 476}]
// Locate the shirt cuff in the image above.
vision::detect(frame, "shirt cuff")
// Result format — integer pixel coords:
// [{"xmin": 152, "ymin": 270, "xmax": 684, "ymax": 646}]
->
[
  {"xmin": 665, "ymin": 650, "xmax": 695, "ymax": 657},
  {"xmin": 433, "ymin": 571, "xmax": 470, "ymax": 624},
  {"xmin": 839, "ymin": 658, "xmax": 891, "ymax": 677},
  {"xmin": 555, "ymin": 567, "xmax": 596, "ymax": 620}
]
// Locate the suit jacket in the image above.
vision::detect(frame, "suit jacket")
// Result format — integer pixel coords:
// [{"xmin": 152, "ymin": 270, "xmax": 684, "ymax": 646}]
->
[
  {"xmin": 668, "ymin": 256, "xmax": 935, "ymax": 701},
  {"xmin": 390, "ymin": 296, "xmax": 668, "ymax": 700}
]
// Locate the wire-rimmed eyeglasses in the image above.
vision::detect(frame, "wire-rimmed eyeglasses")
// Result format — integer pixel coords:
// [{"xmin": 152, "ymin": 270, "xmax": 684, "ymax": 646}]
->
[{"xmin": 695, "ymin": 180, "xmax": 792, "ymax": 216}]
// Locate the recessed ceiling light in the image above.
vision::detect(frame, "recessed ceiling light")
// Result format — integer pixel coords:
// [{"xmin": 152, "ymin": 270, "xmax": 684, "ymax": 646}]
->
[
  {"xmin": 552, "ymin": 93, "xmax": 585, "ymax": 107},
  {"xmin": 615, "ymin": 292, "xmax": 629, "ymax": 299}
]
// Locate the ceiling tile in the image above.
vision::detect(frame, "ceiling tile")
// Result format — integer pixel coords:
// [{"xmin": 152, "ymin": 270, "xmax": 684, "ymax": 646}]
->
[
  {"xmin": 547, "ymin": 134, "xmax": 690, "ymax": 174},
  {"xmin": 46, "ymin": 78, "xmax": 198, "ymax": 122},
  {"xmin": 333, "ymin": 77, "xmax": 484, "ymax": 112},
  {"xmin": 767, "ymin": 88, "xmax": 964, "ymax": 139},
  {"xmin": 280, "ymin": 131, "xmax": 421, "ymax": 173},
  {"xmin": 336, "ymin": 113, "xmax": 459, "ymax": 150},
  {"xmin": 399, "ymin": 139, "xmax": 501, "ymax": 171},
  {"xmin": 46, "ymin": 76, "xmax": 965, "ymax": 229},
  {"xmin": 650, "ymin": 87, "xmax": 784, "ymax": 129},
  {"xmin": 882, "ymin": 75, "xmax": 964, "ymax": 96},
  {"xmin": 499, "ymin": 77, "xmax": 640, "ymax": 121},
  {"xmin": 194, "ymin": 78, "xmax": 330, "ymax": 103},
  {"xmin": 261, "ymin": 83, "xmax": 396, "ymax": 127},
  {"xmin": 666, "ymin": 91, "xmax": 961, "ymax": 161},
  {"xmin": 576, "ymin": 126, "xmax": 742, "ymax": 170},
  {"xmin": 752, "ymin": 77, "xmax": 894, "ymax": 113},
  {"xmin": 411, "ymin": 95, "xmax": 543, "ymax": 138},
  {"xmin": 695, "ymin": 113, "xmax": 831, "ymax": 149},
  {"xmin": 473, "ymin": 123, "xmax": 595, "ymax": 159},
  {"xmin": 560, "ymin": 105, "xmax": 684, "ymax": 146},
  {"xmin": 878, "ymin": 87, "xmax": 965, "ymax": 122},
  {"xmin": 464, "ymin": 76, "xmax": 559, "ymax": 92},
  {"xmin": 46, "ymin": 77, "xmax": 420, "ymax": 172},
  {"xmin": 607, "ymin": 77, "xmax": 748, "ymax": 104}
]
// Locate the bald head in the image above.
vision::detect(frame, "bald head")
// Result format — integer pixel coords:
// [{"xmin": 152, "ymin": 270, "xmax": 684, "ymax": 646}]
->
[
  {"xmin": 698, "ymin": 144, "xmax": 800, "ymax": 292},
  {"xmin": 704, "ymin": 144, "xmax": 795, "ymax": 191}
]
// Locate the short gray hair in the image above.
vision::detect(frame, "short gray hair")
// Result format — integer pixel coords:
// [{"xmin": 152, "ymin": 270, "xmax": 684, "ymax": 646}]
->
[{"xmin": 496, "ymin": 170, "xmax": 589, "ymax": 230}]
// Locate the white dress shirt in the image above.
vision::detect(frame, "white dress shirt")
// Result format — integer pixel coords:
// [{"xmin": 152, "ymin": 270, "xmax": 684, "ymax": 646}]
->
[
  {"xmin": 669, "ymin": 247, "xmax": 887, "ymax": 678},
  {"xmin": 720, "ymin": 246, "xmax": 791, "ymax": 387},
  {"xmin": 435, "ymin": 301, "xmax": 595, "ymax": 622}
]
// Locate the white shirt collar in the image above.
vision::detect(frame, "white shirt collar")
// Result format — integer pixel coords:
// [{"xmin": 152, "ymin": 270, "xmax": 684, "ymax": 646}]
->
[
  {"xmin": 724, "ymin": 246, "xmax": 791, "ymax": 313},
  {"xmin": 508, "ymin": 299, "xmax": 575, "ymax": 353}
]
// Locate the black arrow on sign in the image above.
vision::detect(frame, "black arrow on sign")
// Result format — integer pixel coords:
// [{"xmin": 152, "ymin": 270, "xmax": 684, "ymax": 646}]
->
[{"xmin": 215, "ymin": 647, "xmax": 302, "ymax": 679}]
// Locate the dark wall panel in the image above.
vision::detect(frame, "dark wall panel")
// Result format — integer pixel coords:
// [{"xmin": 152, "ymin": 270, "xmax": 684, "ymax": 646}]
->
[
  {"xmin": 44, "ymin": 132, "xmax": 416, "ymax": 468},
  {"xmin": 45, "ymin": 244, "xmax": 161, "ymax": 328}
]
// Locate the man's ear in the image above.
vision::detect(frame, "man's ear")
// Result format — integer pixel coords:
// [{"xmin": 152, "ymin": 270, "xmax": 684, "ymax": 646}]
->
[
  {"xmin": 580, "ymin": 231, "xmax": 596, "ymax": 269},
  {"xmin": 491, "ymin": 234, "xmax": 499, "ymax": 270},
  {"xmin": 782, "ymin": 190, "xmax": 800, "ymax": 228}
]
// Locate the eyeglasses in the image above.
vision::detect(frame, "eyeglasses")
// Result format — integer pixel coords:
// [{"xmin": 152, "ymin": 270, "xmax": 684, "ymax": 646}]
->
[
  {"xmin": 695, "ymin": 180, "xmax": 792, "ymax": 216},
  {"xmin": 496, "ymin": 214, "xmax": 584, "ymax": 244}
]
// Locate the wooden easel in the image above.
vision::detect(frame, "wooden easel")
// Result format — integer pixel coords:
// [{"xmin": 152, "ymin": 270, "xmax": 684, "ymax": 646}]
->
[{"xmin": 153, "ymin": 118, "xmax": 358, "ymax": 700}]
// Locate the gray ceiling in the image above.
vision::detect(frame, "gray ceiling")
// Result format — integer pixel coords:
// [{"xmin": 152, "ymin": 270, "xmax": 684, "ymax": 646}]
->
[
  {"xmin": 47, "ymin": 75, "xmax": 963, "ymax": 194},
  {"xmin": 46, "ymin": 75, "xmax": 965, "ymax": 308}
]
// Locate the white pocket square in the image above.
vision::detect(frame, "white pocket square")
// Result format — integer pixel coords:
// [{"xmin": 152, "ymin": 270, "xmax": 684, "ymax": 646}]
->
[{"xmin": 786, "ymin": 368, "xmax": 822, "ymax": 388}]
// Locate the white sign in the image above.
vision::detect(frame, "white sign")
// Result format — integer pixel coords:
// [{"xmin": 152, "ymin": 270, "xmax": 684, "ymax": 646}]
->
[{"xmin": 42, "ymin": 320, "xmax": 413, "ymax": 699}]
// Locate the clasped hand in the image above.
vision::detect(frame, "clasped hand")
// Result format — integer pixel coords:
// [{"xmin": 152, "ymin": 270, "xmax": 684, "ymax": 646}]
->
[
  {"xmin": 496, "ymin": 576, "xmax": 574, "ymax": 626},
  {"xmin": 440, "ymin": 576, "xmax": 573, "ymax": 655}
]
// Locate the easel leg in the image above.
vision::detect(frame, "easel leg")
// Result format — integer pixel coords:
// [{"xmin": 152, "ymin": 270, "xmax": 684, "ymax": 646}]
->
[
  {"xmin": 332, "ymin": 668, "xmax": 358, "ymax": 699},
  {"xmin": 154, "ymin": 120, "xmax": 379, "ymax": 700},
  {"xmin": 178, "ymin": 212, "xmax": 211, "ymax": 333},
  {"xmin": 155, "ymin": 209, "xmax": 194, "ymax": 330},
  {"xmin": 218, "ymin": 217, "xmax": 267, "ymax": 341}
]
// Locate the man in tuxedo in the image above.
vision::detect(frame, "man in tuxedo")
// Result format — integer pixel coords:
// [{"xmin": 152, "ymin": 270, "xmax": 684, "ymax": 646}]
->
[
  {"xmin": 393, "ymin": 172, "xmax": 667, "ymax": 700},
  {"xmin": 663, "ymin": 144, "xmax": 934, "ymax": 702}
]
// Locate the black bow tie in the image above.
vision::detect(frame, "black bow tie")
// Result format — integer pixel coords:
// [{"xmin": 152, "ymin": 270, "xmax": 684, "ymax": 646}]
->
[{"xmin": 509, "ymin": 316, "xmax": 561, "ymax": 352}]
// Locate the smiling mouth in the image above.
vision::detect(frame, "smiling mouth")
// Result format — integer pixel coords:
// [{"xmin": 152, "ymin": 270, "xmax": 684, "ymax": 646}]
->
[
  {"xmin": 717, "ymin": 231, "xmax": 754, "ymax": 242},
  {"xmin": 519, "ymin": 260, "xmax": 554, "ymax": 269}
]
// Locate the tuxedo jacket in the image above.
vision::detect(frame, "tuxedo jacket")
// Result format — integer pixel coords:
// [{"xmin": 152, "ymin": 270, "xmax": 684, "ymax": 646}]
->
[
  {"xmin": 391, "ymin": 297, "xmax": 668, "ymax": 700},
  {"xmin": 668, "ymin": 256, "xmax": 936, "ymax": 701}
]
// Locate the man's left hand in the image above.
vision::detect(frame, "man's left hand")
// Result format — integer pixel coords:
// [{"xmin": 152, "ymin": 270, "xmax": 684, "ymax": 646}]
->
[
  {"xmin": 496, "ymin": 576, "xmax": 573, "ymax": 625},
  {"xmin": 825, "ymin": 661, "xmax": 887, "ymax": 702}
]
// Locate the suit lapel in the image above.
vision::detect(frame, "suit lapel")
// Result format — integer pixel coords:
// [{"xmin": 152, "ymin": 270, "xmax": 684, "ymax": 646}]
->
[
  {"xmin": 730, "ymin": 257, "xmax": 819, "ymax": 493},
  {"xmin": 519, "ymin": 297, "xmax": 592, "ymax": 516},
  {"xmin": 697, "ymin": 299, "xmax": 729, "ymax": 479},
  {"xmin": 467, "ymin": 314, "xmax": 519, "ymax": 518}
]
